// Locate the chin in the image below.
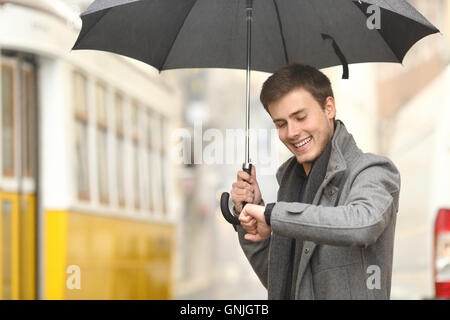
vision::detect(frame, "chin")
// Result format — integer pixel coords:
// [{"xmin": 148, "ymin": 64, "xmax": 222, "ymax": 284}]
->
[{"xmin": 295, "ymin": 150, "xmax": 317, "ymax": 165}]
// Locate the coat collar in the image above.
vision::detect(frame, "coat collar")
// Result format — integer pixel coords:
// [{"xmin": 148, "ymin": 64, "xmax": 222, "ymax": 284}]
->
[
  {"xmin": 276, "ymin": 119, "xmax": 359, "ymax": 203},
  {"xmin": 324, "ymin": 119, "xmax": 359, "ymax": 184}
]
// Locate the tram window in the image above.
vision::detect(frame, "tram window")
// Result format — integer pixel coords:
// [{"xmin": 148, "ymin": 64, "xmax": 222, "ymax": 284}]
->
[
  {"xmin": 160, "ymin": 116, "xmax": 168, "ymax": 214},
  {"xmin": 96, "ymin": 82, "xmax": 107, "ymax": 126},
  {"xmin": 21, "ymin": 65, "xmax": 35, "ymax": 178},
  {"xmin": 133, "ymin": 142, "xmax": 140, "ymax": 210},
  {"xmin": 75, "ymin": 122, "xmax": 90, "ymax": 200},
  {"xmin": 131, "ymin": 102, "xmax": 140, "ymax": 209},
  {"xmin": 131, "ymin": 101, "xmax": 139, "ymax": 141},
  {"xmin": 96, "ymin": 82, "xmax": 109, "ymax": 204},
  {"xmin": 97, "ymin": 132, "xmax": 109, "ymax": 204},
  {"xmin": 115, "ymin": 93, "xmax": 125, "ymax": 207},
  {"xmin": 116, "ymin": 137, "xmax": 125, "ymax": 207},
  {"xmin": 151, "ymin": 112, "xmax": 161, "ymax": 152},
  {"xmin": 146, "ymin": 111, "xmax": 154, "ymax": 213},
  {"xmin": 2, "ymin": 64, "xmax": 15, "ymax": 177},
  {"xmin": 74, "ymin": 72, "xmax": 88, "ymax": 117},
  {"xmin": 115, "ymin": 93, "xmax": 124, "ymax": 135},
  {"xmin": 150, "ymin": 114, "xmax": 164, "ymax": 215},
  {"xmin": 73, "ymin": 72, "xmax": 90, "ymax": 201}
]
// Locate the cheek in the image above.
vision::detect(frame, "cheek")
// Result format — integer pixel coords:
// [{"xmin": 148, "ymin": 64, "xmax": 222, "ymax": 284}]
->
[
  {"xmin": 306, "ymin": 117, "xmax": 323, "ymax": 137},
  {"xmin": 300, "ymin": 117, "xmax": 313, "ymax": 132},
  {"xmin": 278, "ymin": 129, "xmax": 285, "ymax": 141}
]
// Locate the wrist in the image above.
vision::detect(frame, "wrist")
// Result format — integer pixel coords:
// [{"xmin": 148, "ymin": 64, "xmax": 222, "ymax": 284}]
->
[{"xmin": 264, "ymin": 203, "xmax": 275, "ymax": 226}]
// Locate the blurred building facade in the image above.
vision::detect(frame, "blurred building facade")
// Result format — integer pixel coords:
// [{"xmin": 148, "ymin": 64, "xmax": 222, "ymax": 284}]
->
[{"xmin": 379, "ymin": 0, "xmax": 450, "ymax": 299}]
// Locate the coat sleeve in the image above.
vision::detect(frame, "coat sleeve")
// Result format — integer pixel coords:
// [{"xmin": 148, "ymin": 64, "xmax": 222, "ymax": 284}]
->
[
  {"xmin": 235, "ymin": 197, "xmax": 270, "ymax": 288},
  {"xmin": 270, "ymin": 159, "xmax": 401, "ymax": 248},
  {"xmin": 234, "ymin": 161, "xmax": 291, "ymax": 288},
  {"xmin": 236, "ymin": 224, "xmax": 270, "ymax": 288}
]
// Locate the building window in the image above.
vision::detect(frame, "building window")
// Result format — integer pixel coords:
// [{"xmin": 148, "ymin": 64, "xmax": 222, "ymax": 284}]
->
[
  {"xmin": 96, "ymin": 82, "xmax": 109, "ymax": 205},
  {"xmin": 2, "ymin": 63, "xmax": 15, "ymax": 177},
  {"xmin": 74, "ymin": 71, "xmax": 90, "ymax": 201},
  {"xmin": 115, "ymin": 93, "xmax": 125, "ymax": 207}
]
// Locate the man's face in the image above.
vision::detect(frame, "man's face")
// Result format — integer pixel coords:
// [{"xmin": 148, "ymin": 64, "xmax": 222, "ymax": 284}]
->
[{"xmin": 268, "ymin": 87, "xmax": 336, "ymax": 167}]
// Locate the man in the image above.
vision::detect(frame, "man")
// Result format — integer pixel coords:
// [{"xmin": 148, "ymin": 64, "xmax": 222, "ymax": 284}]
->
[{"xmin": 231, "ymin": 63, "xmax": 401, "ymax": 300}]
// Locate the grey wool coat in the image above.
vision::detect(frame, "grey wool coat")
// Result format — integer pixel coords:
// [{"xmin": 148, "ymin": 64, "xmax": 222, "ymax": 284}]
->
[{"xmin": 236, "ymin": 120, "xmax": 401, "ymax": 300}]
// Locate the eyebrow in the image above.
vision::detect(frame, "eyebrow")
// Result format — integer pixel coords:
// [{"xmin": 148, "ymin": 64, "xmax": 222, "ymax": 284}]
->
[{"xmin": 272, "ymin": 108, "xmax": 306, "ymax": 123}]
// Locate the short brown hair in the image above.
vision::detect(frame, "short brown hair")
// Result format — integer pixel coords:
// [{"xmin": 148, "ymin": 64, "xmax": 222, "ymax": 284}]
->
[{"xmin": 260, "ymin": 63, "xmax": 334, "ymax": 113}]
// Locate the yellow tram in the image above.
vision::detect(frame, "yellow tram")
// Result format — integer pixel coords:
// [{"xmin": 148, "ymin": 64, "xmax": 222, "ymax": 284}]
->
[{"xmin": 0, "ymin": 0, "xmax": 183, "ymax": 299}]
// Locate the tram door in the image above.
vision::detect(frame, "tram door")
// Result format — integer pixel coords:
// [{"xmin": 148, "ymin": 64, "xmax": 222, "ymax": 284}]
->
[{"xmin": 0, "ymin": 52, "xmax": 37, "ymax": 300}]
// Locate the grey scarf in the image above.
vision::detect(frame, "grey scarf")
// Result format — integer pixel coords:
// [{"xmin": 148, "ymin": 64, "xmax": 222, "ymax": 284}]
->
[{"xmin": 286, "ymin": 128, "xmax": 333, "ymax": 299}]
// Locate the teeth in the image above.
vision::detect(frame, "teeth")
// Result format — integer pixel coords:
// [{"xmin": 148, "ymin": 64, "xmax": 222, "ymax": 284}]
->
[{"xmin": 295, "ymin": 137, "xmax": 312, "ymax": 148}]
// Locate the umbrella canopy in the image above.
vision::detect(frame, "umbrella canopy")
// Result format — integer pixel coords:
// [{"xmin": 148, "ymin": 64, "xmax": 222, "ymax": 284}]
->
[
  {"xmin": 72, "ymin": 0, "xmax": 439, "ymax": 225},
  {"xmin": 73, "ymin": 0, "xmax": 439, "ymax": 75}
]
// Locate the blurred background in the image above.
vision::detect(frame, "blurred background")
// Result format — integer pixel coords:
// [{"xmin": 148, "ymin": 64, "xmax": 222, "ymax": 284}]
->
[{"xmin": 0, "ymin": 0, "xmax": 449, "ymax": 300}]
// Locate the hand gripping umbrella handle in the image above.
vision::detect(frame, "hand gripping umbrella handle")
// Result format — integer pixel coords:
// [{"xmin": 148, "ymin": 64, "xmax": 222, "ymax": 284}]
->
[
  {"xmin": 220, "ymin": 163, "xmax": 252, "ymax": 226},
  {"xmin": 220, "ymin": 1, "xmax": 254, "ymax": 227}
]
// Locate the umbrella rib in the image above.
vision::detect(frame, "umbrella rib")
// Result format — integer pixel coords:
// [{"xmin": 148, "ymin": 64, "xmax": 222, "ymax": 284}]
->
[
  {"xmin": 73, "ymin": 9, "xmax": 111, "ymax": 49},
  {"xmin": 159, "ymin": 0, "xmax": 199, "ymax": 71},
  {"xmin": 350, "ymin": 1, "xmax": 402, "ymax": 64},
  {"xmin": 272, "ymin": 0, "xmax": 289, "ymax": 65},
  {"xmin": 372, "ymin": 7, "xmax": 440, "ymax": 63}
]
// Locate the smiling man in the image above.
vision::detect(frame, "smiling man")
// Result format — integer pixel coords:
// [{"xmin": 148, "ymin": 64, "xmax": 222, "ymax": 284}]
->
[{"xmin": 231, "ymin": 63, "xmax": 401, "ymax": 300}]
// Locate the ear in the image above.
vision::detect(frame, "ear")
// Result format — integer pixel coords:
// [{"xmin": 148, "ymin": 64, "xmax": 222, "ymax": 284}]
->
[{"xmin": 324, "ymin": 96, "xmax": 336, "ymax": 120}]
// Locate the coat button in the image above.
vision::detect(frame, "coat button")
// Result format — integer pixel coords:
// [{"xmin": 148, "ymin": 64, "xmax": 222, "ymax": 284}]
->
[{"xmin": 304, "ymin": 248, "xmax": 310, "ymax": 254}]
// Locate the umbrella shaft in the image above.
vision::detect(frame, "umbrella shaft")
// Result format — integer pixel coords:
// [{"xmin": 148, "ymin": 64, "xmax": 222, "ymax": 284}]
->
[{"xmin": 245, "ymin": 0, "xmax": 253, "ymax": 166}]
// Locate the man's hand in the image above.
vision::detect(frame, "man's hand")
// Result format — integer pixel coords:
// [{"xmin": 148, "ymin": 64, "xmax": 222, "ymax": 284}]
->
[
  {"xmin": 231, "ymin": 165, "xmax": 262, "ymax": 213},
  {"xmin": 239, "ymin": 204, "xmax": 272, "ymax": 242}
]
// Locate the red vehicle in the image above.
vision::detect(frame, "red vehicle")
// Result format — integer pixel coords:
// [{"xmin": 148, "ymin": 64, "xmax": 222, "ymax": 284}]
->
[{"xmin": 434, "ymin": 208, "xmax": 450, "ymax": 298}]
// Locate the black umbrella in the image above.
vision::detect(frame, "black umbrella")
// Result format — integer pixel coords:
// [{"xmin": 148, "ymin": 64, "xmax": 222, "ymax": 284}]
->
[{"xmin": 73, "ymin": 0, "xmax": 439, "ymax": 225}]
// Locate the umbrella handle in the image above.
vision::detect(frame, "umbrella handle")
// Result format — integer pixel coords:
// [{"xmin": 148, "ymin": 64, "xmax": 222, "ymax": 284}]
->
[{"xmin": 220, "ymin": 163, "xmax": 252, "ymax": 226}]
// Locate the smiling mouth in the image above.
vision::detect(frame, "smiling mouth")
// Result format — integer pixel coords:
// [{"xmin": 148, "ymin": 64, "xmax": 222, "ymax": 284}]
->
[{"xmin": 292, "ymin": 136, "xmax": 312, "ymax": 151}]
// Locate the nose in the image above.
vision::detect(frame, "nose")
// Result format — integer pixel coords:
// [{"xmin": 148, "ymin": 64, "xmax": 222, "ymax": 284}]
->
[{"xmin": 287, "ymin": 121, "xmax": 301, "ymax": 140}]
